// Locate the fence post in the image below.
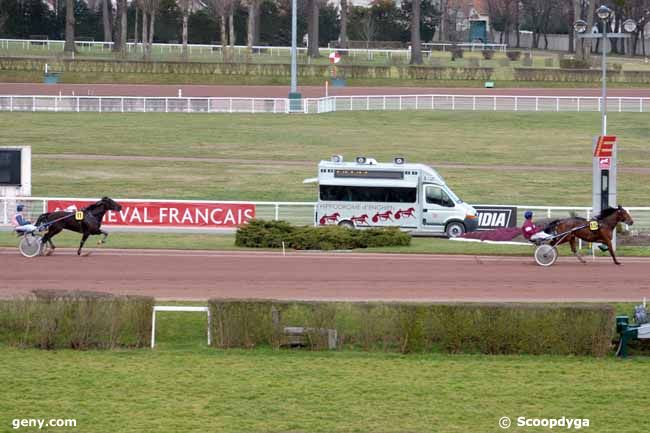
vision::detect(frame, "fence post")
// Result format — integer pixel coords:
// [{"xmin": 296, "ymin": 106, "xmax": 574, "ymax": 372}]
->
[
  {"xmin": 556, "ymin": 98, "xmax": 559, "ymax": 112},
  {"xmin": 144, "ymin": 98, "xmax": 147, "ymax": 113},
  {"xmin": 76, "ymin": 97, "xmax": 80, "ymax": 113},
  {"xmin": 383, "ymin": 96, "xmax": 386, "ymax": 111},
  {"xmin": 9, "ymin": 96, "xmax": 12, "ymax": 112},
  {"xmin": 535, "ymin": 97, "xmax": 538, "ymax": 112},
  {"xmin": 2, "ymin": 199, "xmax": 6, "ymax": 224},
  {"xmin": 55, "ymin": 96, "xmax": 58, "ymax": 112},
  {"xmin": 641, "ymin": 98, "xmax": 644, "ymax": 113},
  {"xmin": 514, "ymin": 96, "xmax": 518, "ymax": 112},
  {"xmin": 367, "ymin": 97, "xmax": 370, "ymax": 111},
  {"xmin": 577, "ymin": 98, "xmax": 580, "ymax": 112},
  {"xmin": 275, "ymin": 204, "xmax": 279, "ymax": 221},
  {"xmin": 99, "ymin": 97, "xmax": 102, "ymax": 113},
  {"xmin": 32, "ymin": 96, "xmax": 35, "ymax": 112},
  {"xmin": 473, "ymin": 96, "xmax": 476, "ymax": 111},
  {"xmin": 208, "ymin": 98, "xmax": 212, "ymax": 113},
  {"xmin": 415, "ymin": 95, "xmax": 419, "ymax": 110},
  {"xmin": 165, "ymin": 98, "xmax": 168, "ymax": 113},
  {"xmin": 493, "ymin": 97, "xmax": 496, "ymax": 111},
  {"xmin": 121, "ymin": 97, "xmax": 124, "ymax": 113},
  {"xmin": 431, "ymin": 95, "xmax": 434, "ymax": 110},
  {"xmin": 452, "ymin": 95, "xmax": 455, "ymax": 110},
  {"xmin": 229, "ymin": 98, "xmax": 232, "ymax": 113},
  {"xmin": 618, "ymin": 98, "xmax": 622, "ymax": 112},
  {"xmin": 399, "ymin": 96, "xmax": 402, "ymax": 111}
]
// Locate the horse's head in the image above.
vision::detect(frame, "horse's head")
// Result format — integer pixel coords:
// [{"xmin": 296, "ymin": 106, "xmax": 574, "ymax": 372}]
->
[
  {"xmin": 616, "ymin": 205, "xmax": 634, "ymax": 225},
  {"xmin": 101, "ymin": 196, "xmax": 122, "ymax": 212}
]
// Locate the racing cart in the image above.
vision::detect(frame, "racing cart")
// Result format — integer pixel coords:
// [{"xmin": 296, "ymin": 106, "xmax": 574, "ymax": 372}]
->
[
  {"xmin": 15, "ymin": 226, "xmax": 50, "ymax": 258},
  {"xmin": 532, "ymin": 223, "xmax": 591, "ymax": 267}
]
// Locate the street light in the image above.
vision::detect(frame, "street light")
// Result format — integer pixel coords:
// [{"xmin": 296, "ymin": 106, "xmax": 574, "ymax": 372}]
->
[{"xmin": 574, "ymin": 6, "xmax": 637, "ymax": 250}]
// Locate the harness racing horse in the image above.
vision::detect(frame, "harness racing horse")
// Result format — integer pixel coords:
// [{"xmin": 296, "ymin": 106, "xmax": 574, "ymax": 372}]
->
[
  {"xmin": 547, "ymin": 206, "xmax": 634, "ymax": 265},
  {"xmin": 36, "ymin": 197, "xmax": 122, "ymax": 256}
]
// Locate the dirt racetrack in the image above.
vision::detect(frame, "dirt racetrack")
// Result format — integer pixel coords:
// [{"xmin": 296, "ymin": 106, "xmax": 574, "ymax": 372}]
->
[{"xmin": 2, "ymin": 249, "xmax": 649, "ymax": 301}]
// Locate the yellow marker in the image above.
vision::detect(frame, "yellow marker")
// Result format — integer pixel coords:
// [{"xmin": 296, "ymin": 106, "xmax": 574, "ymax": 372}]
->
[
  {"xmin": 589, "ymin": 221, "xmax": 599, "ymax": 231},
  {"xmin": 75, "ymin": 211, "xmax": 84, "ymax": 221}
]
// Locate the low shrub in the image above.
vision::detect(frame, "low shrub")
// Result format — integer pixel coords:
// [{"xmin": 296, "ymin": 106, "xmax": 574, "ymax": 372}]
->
[
  {"xmin": 451, "ymin": 47, "xmax": 463, "ymax": 61},
  {"xmin": 235, "ymin": 219, "xmax": 411, "ymax": 250},
  {"xmin": 0, "ymin": 290, "xmax": 153, "ymax": 349},
  {"xmin": 559, "ymin": 58, "xmax": 591, "ymax": 70},
  {"xmin": 208, "ymin": 300, "xmax": 615, "ymax": 356},
  {"xmin": 506, "ymin": 50, "xmax": 521, "ymax": 61},
  {"xmin": 481, "ymin": 50, "xmax": 494, "ymax": 60}
]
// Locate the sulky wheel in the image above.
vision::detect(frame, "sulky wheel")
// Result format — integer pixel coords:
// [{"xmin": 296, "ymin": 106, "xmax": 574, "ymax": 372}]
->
[
  {"xmin": 534, "ymin": 244, "xmax": 558, "ymax": 267},
  {"xmin": 19, "ymin": 234, "xmax": 43, "ymax": 258}
]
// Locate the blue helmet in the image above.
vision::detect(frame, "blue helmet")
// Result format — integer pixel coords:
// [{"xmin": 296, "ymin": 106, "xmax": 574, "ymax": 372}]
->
[
  {"xmin": 16, "ymin": 204, "xmax": 25, "ymax": 212},
  {"xmin": 524, "ymin": 210, "xmax": 533, "ymax": 219}
]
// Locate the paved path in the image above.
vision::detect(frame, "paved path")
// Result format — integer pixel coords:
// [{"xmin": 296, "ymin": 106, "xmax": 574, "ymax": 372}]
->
[{"xmin": 3, "ymin": 83, "xmax": 650, "ymax": 97}]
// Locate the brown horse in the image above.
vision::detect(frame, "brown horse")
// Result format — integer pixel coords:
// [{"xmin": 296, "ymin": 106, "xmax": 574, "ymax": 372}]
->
[{"xmin": 547, "ymin": 206, "xmax": 634, "ymax": 265}]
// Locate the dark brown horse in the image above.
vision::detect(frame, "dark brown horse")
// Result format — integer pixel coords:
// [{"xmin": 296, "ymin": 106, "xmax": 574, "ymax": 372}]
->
[
  {"xmin": 35, "ymin": 197, "xmax": 122, "ymax": 256},
  {"xmin": 547, "ymin": 206, "xmax": 634, "ymax": 265}
]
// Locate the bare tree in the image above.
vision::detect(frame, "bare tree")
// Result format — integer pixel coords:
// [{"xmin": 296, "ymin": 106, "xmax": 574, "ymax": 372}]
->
[
  {"xmin": 246, "ymin": 0, "xmax": 262, "ymax": 54},
  {"xmin": 64, "ymin": 0, "xmax": 75, "ymax": 54},
  {"xmin": 139, "ymin": 0, "xmax": 159, "ymax": 58},
  {"xmin": 575, "ymin": 0, "xmax": 595, "ymax": 61},
  {"xmin": 178, "ymin": 0, "xmax": 193, "ymax": 58},
  {"xmin": 112, "ymin": 0, "xmax": 125, "ymax": 53},
  {"xmin": 206, "ymin": 0, "xmax": 235, "ymax": 60},
  {"xmin": 339, "ymin": 0, "xmax": 348, "ymax": 48},
  {"xmin": 410, "ymin": 0, "xmax": 422, "ymax": 64},
  {"xmin": 359, "ymin": 8, "xmax": 375, "ymax": 48},
  {"xmin": 306, "ymin": 0, "xmax": 321, "ymax": 57},
  {"xmin": 102, "ymin": 0, "xmax": 113, "ymax": 42},
  {"xmin": 521, "ymin": 0, "xmax": 560, "ymax": 49}
]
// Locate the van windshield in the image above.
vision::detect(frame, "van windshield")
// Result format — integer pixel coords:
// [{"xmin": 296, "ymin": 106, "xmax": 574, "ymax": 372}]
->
[{"xmin": 445, "ymin": 187, "xmax": 463, "ymax": 204}]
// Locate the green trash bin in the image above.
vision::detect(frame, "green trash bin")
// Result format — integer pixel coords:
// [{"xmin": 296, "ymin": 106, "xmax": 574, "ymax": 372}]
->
[
  {"xmin": 43, "ymin": 73, "xmax": 60, "ymax": 84},
  {"xmin": 288, "ymin": 92, "xmax": 302, "ymax": 113}
]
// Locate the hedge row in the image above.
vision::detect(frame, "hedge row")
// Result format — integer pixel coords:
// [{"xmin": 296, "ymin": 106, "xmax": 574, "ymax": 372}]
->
[
  {"xmin": 0, "ymin": 57, "xmax": 490, "ymax": 81},
  {"xmin": 514, "ymin": 67, "xmax": 650, "ymax": 83},
  {"xmin": 208, "ymin": 299, "xmax": 615, "ymax": 356},
  {"xmin": 0, "ymin": 290, "xmax": 153, "ymax": 349},
  {"xmin": 235, "ymin": 219, "xmax": 411, "ymax": 250}
]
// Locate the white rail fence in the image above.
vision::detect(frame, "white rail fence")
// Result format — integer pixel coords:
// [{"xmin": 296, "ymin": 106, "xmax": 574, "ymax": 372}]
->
[
  {"xmin": 1, "ymin": 94, "xmax": 649, "ymax": 114},
  {"xmin": 1, "ymin": 197, "xmax": 649, "ymax": 235}
]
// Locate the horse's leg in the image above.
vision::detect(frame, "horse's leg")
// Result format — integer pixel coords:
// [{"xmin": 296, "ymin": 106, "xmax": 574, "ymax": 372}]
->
[
  {"xmin": 78, "ymin": 232, "xmax": 90, "ymax": 256},
  {"xmin": 601, "ymin": 233, "xmax": 621, "ymax": 265},
  {"xmin": 41, "ymin": 226, "xmax": 61, "ymax": 256},
  {"xmin": 98, "ymin": 230, "xmax": 109, "ymax": 245},
  {"xmin": 570, "ymin": 236, "xmax": 586, "ymax": 264}
]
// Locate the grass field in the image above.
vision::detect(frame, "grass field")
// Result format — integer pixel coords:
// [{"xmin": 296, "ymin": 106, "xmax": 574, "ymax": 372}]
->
[
  {"xmin": 2, "ymin": 111, "xmax": 650, "ymax": 206},
  {"xmin": 2, "ymin": 306, "xmax": 650, "ymax": 433}
]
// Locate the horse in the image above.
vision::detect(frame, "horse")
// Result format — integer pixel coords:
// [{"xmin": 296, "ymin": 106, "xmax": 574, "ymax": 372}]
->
[
  {"xmin": 546, "ymin": 206, "xmax": 634, "ymax": 265},
  {"xmin": 35, "ymin": 197, "xmax": 122, "ymax": 256}
]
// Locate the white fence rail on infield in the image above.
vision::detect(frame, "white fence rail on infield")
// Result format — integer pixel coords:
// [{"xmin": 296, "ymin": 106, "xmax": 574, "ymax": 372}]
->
[
  {"xmin": 1, "ymin": 197, "xmax": 649, "ymax": 235},
  {"xmin": 1, "ymin": 94, "xmax": 649, "ymax": 114}
]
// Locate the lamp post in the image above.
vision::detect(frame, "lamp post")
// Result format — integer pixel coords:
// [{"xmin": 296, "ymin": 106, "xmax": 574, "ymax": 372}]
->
[
  {"xmin": 574, "ymin": 7, "xmax": 636, "ymax": 251},
  {"xmin": 288, "ymin": 0, "xmax": 302, "ymax": 112}
]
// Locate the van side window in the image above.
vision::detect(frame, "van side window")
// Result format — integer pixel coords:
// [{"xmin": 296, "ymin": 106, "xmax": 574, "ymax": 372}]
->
[
  {"xmin": 425, "ymin": 186, "xmax": 454, "ymax": 207},
  {"xmin": 320, "ymin": 185, "xmax": 416, "ymax": 203}
]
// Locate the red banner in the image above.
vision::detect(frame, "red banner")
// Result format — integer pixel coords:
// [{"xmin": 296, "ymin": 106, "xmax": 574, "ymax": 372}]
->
[
  {"xmin": 594, "ymin": 136, "xmax": 616, "ymax": 157},
  {"xmin": 47, "ymin": 200, "xmax": 255, "ymax": 228}
]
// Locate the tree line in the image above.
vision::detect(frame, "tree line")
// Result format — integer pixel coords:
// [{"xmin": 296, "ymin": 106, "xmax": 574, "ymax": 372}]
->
[{"xmin": 1, "ymin": 0, "xmax": 649, "ymax": 63}]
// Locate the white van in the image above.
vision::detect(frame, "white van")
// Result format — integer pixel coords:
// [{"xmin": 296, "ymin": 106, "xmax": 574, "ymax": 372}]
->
[{"xmin": 304, "ymin": 155, "xmax": 478, "ymax": 237}]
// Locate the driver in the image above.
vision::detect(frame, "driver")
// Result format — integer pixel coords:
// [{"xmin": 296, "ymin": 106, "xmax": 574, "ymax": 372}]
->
[
  {"xmin": 12, "ymin": 204, "xmax": 38, "ymax": 233},
  {"xmin": 522, "ymin": 210, "xmax": 553, "ymax": 242}
]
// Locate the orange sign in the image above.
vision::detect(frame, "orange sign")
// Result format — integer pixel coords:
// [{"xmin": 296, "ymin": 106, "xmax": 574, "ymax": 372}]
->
[{"xmin": 594, "ymin": 136, "xmax": 616, "ymax": 157}]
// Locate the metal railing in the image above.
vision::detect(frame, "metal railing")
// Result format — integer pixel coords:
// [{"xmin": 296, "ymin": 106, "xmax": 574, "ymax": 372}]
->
[
  {"xmin": 1, "ymin": 94, "xmax": 648, "ymax": 114},
  {"xmin": 2, "ymin": 197, "xmax": 649, "ymax": 235},
  {"xmin": 422, "ymin": 42, "xmax": 508, "ymax": 52}
]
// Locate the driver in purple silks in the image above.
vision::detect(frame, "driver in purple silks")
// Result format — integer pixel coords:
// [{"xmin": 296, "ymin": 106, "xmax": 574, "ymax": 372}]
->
[{"xmin": 522, "ymin": 210, "xmax": 552, "ymax": 242}]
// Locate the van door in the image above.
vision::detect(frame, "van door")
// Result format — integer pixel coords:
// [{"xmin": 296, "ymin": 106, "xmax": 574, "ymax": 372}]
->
[{"xmin": 421, "ymin": 184, "xmax": 457, "ymax": 231}]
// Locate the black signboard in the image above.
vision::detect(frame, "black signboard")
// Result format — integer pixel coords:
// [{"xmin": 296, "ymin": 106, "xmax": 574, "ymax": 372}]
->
[
  {"xmin": 334, "ymin": 169, "xmax": 404, "ymax": 180},
  {"xmin": 474, "ymin": 206, "xmax": 517, "ymax": 230},
  {"xmin": 0, "ymin": 150, "xmax": 21, "ymax": 185}
]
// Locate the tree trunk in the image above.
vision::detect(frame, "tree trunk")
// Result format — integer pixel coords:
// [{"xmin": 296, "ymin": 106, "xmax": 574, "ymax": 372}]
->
[
  {"xmin": 142, "ymin": 9, "xmax": 148, "ymax": 57},
  {"xmin": 438, "ymin": 0, "xmax": 447, "ymax": 41},
  {"xmin": 102, "ymin": 0, "xmax": 112, "ymax": 42},
  {"xmin": 120, "ymin": 0, "xmax": 127, "ymax": 54},
  {"xmin": 580, "ymin": 0, "xmax": 596, "ymax": 61},
  {"xmin": 220, "ymin": 14, "xmax": 228, "ymax": 60},
  {"xmin": 409, "ymin": 0, "xmax": 422, "ymax": 64},
  {"xmin": 515, "ymin": 6, "xmax": 520, "ymax": 48},
  {"xmin": 64, "ymin": 0, "xmax": 75, "ymax": 53},
  {"xmin": 112, "ymin": 0, "xmax": 121, "ymax": 52},
  {"xmin": 247, "ymin": 0, "xmax": 256, "ymax": 52},
  {"xmin": 229, "ymin": 11, "xmax": 235, "ymax": 52},
  {"xmin": 308, "ymin": 0, "xmax": 320, "ymax": 57},
  {"xmin": 339, "ymin": 0, "xmax": 347, "ymax": 48},
  {"xmin": 182, "ymin": 13, "xmax": 189, "ymax": 58},
  {"xmin": 254, "ymin": 3, "xmax": 261, "ymax": 44},
  {"xmin": 134, "ymin": 7, "xmax": 139, "ymax": 44},
  {"xmin": 149, "ymin": 11, "xmax": 155, "ymax": 48}
]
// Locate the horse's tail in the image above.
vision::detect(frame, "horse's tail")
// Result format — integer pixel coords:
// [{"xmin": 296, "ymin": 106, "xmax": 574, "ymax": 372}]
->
[
  {"xmin": 35, "ymin": 213, "xmax": 51, "ymax": 226},
  {"xmin": 543, "ymin": 219, "xmax": 561, "ymax": 234}
]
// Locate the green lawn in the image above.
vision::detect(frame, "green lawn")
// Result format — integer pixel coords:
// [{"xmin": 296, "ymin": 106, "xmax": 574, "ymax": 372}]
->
[
  {"xmin": 2, "ymin": 304, "xmax": 650, "ymax": 433},
  {"xmin": 1, "ymin": 111, "xmax": 647, "ymax": 205}
]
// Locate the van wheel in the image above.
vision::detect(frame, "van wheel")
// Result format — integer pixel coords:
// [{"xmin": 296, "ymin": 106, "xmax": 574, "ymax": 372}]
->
[
  {"xmin": 445, "ymin": 222, "xmax": 465, "ymax": 238},
  {"xmin": 338, "ymin": 221, "xmax": 355, "ymax": 230}
]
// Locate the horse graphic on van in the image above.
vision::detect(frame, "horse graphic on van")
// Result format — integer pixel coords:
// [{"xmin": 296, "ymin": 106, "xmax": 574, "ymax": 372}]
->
[
  {"xmin": 395, "ymin": 207, "xmax": 416, "ymax": 219},
  {"xmin": 319, "ymin": 212, "xmax": 341, "ymax": 225},
  {"xmin": 372, "ymin": 210, "xmax": 394, "ymax": 223}
]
